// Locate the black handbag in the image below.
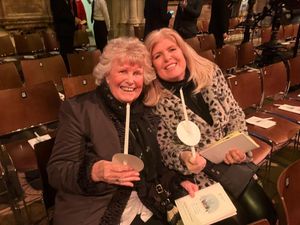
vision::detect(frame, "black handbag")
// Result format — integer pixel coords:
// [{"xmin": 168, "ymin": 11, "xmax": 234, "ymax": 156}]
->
[
  {"xmin": 204, "ymin": 161, "xmax": 259, "ymax": 198},
  {"xmin": 153, "ymin": 183, "xmax": 182, "ymax": 225}
]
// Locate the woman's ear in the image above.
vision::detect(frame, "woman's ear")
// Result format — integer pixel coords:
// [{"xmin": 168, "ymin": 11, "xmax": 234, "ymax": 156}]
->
[{"xmin": 105, "ymin": 77, "xmax": 110, "ymax": 84}]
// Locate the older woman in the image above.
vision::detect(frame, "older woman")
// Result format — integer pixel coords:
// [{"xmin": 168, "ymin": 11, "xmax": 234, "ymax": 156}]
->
[
  {"xmin": 144, "ymin": 28, "xmax": 277, "ymax": 224},
  {"xmin": 47, "ymin": 37, "xmax": 197, "ymax": 225}
]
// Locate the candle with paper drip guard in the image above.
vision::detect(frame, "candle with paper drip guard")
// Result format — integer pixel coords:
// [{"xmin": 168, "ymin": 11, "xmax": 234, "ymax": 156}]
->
[
  {"xmin": 176, "ymin": 88, "xmax": 201, "ymax": 158},
  {"xmin": 112, "ymin": 103, "xmax": 144, "ymax": 171}
]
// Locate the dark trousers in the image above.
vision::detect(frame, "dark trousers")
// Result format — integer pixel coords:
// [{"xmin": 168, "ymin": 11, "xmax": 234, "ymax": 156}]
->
[
  {"xmin": 214, "ymin": 180, "xmax": 278, "ymax": 225},
  {"xmin": 93, "ymin": 20, "xmax": 108, "ymax": 52},
  {"xmin": 58, "ymin": 34, "xmax": 74, "ymax": 73},
  {"xmin": 212, "ymin": 32, "xmax": 225, "ymax": 48}
]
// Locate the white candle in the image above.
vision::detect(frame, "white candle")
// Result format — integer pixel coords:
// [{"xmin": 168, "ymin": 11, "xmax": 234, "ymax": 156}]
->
[
  {"xmin": 179, "ymin": 88, "xmax": 196, "ymax": 158},
  {"xmin": 179, "ymin": 88, "xmax": 189, "ymax": 121},
  {"xmin": 124, "ymin": 103, "xmax": 130, "ymax": 155}
]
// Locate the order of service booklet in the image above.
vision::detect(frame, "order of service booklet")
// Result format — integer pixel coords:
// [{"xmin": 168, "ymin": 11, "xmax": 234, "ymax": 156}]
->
[
  {"xmin": 175, "ymin": 183, "xmax": 236, "ymax": 225},
  {"xmin": 199, "ymin": 131, "xmax": 259, "ymax": 164}
]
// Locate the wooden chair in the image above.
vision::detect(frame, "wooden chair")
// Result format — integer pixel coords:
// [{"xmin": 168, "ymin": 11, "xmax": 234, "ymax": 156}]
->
[
  {"xmin": 41, "ymin": 30, "xmax": 60, "ymax": 52},
  {"xmin": 185, "ymin": 36, "xmax": 201, "ymax": 54},
  {"xmin": 283, "ymin": 24, "xmax": 294, "ymax": 40},
  {"xmin": 73, "ymin": 29, "xmax": 90, "ymax": 49},
  {"xmin": 287, "ymin": 56, "xmax": 300, "ymax": 99},
  {"xmin": 214, "ymin": 44, "xmax": 237, "ymax": 74},
  {"xmin": 198, "ymin": 49, "xmax": 215, "ymax": 62},
  {"xmin": 0, "ymin": 81, "xmax": 61, "ymax": 137},
  {"xmin": 0, "ymin": 62, "xmax": 23, "ymax": 90},
  {"xmin": 227, "ymin": 71, "xmax": 299, "ymax": 154},
  {"xmin": 21, "ymin": 55, "xmax": 68, "ymax": 90},
  {"xmin": 13, "ymin": 33, "xmax": 45, "ymax": 56},
  {"xmin": 34, "ymin": 138, "xmax": 56, "ymax": 221},
  {"xmin": 277, "ymin": 159, "xmax": 300, "ymax": 225},
  {"xmin": 0, "ymin": 35, "xmax": 16, "ymax": 57},
  {"xmin": 237, "ymin": 42, "xmax": 256, "ymax": 69},
  {"xmin": 292, "ymin": 23, "xmax": 299, "ymax": 39},
  {"xmin": 0, "ymin": 145, "xmax": 31, "ymax": 225},
  {"xmin": 198, "ymin": 34, "xmax": 216, "ymax": 51},
  {"xmin": 261, "ymin": 27, "xmax": 272, "ymax": 44},
  {"xmin": 67, "ymin": 49, "xmax": 101, "ymax": 76},
  {"xmin": 260, "ymin": 61, "xmax": 300, "ymax": 126},
  {"xmin": 62, "ymin": 74, "xmax": 96, "ymax": 99}
]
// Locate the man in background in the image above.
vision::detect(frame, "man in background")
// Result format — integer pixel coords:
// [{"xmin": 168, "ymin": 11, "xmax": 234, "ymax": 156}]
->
[
  {"xmin": 90, "ymin": 0, "xmax": 110, "ymax": 52},
  {"xmin": 144, "ymin": 0, "xmax": 172, "ymax": 38},
  {"xmin": 209, "ymin": 0, "xmax": 230, "ymax": 48},
  {"xmin": 51, "ymin": 0, "xmax": 81, "ymax": 72}
]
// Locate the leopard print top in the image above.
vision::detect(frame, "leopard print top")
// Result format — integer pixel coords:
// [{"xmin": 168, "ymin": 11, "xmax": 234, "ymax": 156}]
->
[{"xmin": 155, "ymin": 68, "xmax": 247, "ymax": 189}]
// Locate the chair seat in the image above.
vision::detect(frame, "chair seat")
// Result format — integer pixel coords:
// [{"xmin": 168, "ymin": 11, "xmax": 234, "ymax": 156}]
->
[
  {"xmin": 263, "ymin": 99, "xmax": 300, "ymax": 125},
  {"xmin": 250, "ymin": 136, "xmax": 272, "ymax": 165},
  {"xmin": 246, "ymin": 111, "xmax": 299, "ymax": 150}
]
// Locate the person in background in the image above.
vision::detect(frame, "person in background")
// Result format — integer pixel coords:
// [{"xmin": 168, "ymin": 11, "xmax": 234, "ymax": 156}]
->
[
  {"xmin": 76, "ymin": 0, "xmax": 88, "ymax": 29},
  {"xmin": 144, "ymin": 28, "xmax": 278, "ymax": 225},
  {"xmin": 173, "ymin": 0, "xmax": 202, "ymax": 39},
  {"xmin": 143, "ymin": 0, "xmax": 172, "ymax": 38},
  {"xmin": 91, "ymin": 0, "xmax": 110, "ymax": 52},
  {"xmin": 47, "ymin": 36, "xmax": 197, "ymax": 225},
  {"xmin": 51, "ymin": 0, "xmax": 81, "ymax": 72},
  {"xmin": 208, "ymin": 0, "xmax": 230, "ymax": 48}
]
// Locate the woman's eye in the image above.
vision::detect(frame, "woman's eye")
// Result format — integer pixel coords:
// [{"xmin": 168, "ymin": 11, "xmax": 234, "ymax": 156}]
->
[
  {"xmin": 153, "ymin": 54, "xmax": 160, "ymax": 60},
  {"xmin": 134, "ymin": 71, "xmax": 142, "ymax": 76}
]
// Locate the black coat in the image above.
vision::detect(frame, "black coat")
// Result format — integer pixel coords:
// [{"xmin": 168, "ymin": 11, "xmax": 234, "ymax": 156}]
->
[
  {"xmin": 144, "ymin": 0, "xmax": 172, "ymax": 38},
  {"xmin": 173, "ymin": 0, "xmax": 202, "ymax": 39},
  {"xmin": 50, "ymin": 0, "xmax": 77, "ymax": 37},
  {"xmin": 47, "ymin": 88, "xmax": 183, "ymax": 225},
  {"xmin": 208, "ymin": 0, "xmax": 229, "ymax": 35}
]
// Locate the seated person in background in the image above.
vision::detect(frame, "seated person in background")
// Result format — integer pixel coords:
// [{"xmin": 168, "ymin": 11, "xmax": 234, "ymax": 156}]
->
[
  {"xmin": 144, "ymin": 28, "xmax": 278, "ymax": 225},
  {"xmin": 47, "ymin": 36, "xmax": 197, "ymax": 225}
]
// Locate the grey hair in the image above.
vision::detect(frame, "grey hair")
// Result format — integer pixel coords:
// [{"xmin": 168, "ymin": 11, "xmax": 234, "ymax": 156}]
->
[{"xmin": 93, "ymin": 37, "xmax": 156, "ymax": 87}]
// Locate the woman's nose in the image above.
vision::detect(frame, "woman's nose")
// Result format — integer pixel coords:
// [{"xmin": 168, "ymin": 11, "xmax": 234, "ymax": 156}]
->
[{"xmin": 127, "ymin": 73, "xmax": 134, "ymax": 83}]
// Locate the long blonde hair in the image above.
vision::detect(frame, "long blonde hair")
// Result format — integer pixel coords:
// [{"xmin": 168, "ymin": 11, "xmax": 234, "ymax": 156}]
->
[
  {"xmin": 144, "ymin": 28, "xmax": 215, "ymax": 103},
  {"xmin": 93, "ymin": 36, "xmax": 157, "ymax": 106}
]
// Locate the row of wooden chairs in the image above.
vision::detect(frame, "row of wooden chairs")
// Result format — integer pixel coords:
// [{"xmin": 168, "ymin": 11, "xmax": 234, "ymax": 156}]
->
[
  {"xmin": 0, "ymin": 29, "xmax": 92, "ymax": 59},
  {"xmin": 0, "ymin": 50, "xmax": 100, "ymax": 91},
  {"xmin": 227, "ymin": 56, "xmax": 300, "ymax": 166},
  {"xmin": 185, "ymin": 38, "xmax": 257, "ymax": 74}
]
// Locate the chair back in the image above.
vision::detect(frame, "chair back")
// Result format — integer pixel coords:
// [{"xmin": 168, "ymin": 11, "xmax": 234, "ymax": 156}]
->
[
  {"xmin": 262, "ymin": 61, "xmax": 288, "ymax": 98},
  {"xmin": 227, "ymin": 70, "xmax": 263, "ymax": 110},
  {"xmin": 261, "ymin": 27, "xmax": 272, "ymax": 44},
  {"xmin": 198, "ymin": 49, "xmax": 215, "ymax": 62},
  {"xmin": 41, "ymin": 30, "xmax": 60, "ymax": 52},
  {"xmin": 0, "ymin": 62, "xmax": 23, "ymax": 90},
  {"xmin": 198, "ymin": 34, "xmax": 216, "ymax": 51},
  {"xmin": 0, "ymin": 35, "xmax": 16, "ymax": 57},
  {"xmin": 21, "ymin": 55, "xmax": 68, "ymax": 89},
  {"xmin": 34, "ymin": 138, "xmax": 56, "ymax": 210},
  {"xmin": 0, "ymin": 81, "xmax": 61, "ymax": 136},
  {"xmin": 185, "ymin": 36, "xmax": 201, "ymax": 54},
  {"xmin": 277, "ymin": 159, "xmax": 300, "ymax": 225},
  {"xmin": 73, "ymin": 30, "xmax": 90, "ymax": 49},
  {"xmin": 14, "ymin": 33, "xmax": 45, "ymax": 55},
  {"xmin": 289, "ymin": 56, "xmax": 300, "ymax": 87},
  {"xmin": 67, "ymin": 50, "xmax": 100, "ymax": 76},
  {"xmin": 237, "ymin": 42, "xmax": 255, "ymax": 68},
  {"xmin": 62, "ymin": 74, "xmax": 97, "ymax": 99},
  {"xmin": 215, "ymin": 44, "xmax": 237, "ymax": 73}
]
